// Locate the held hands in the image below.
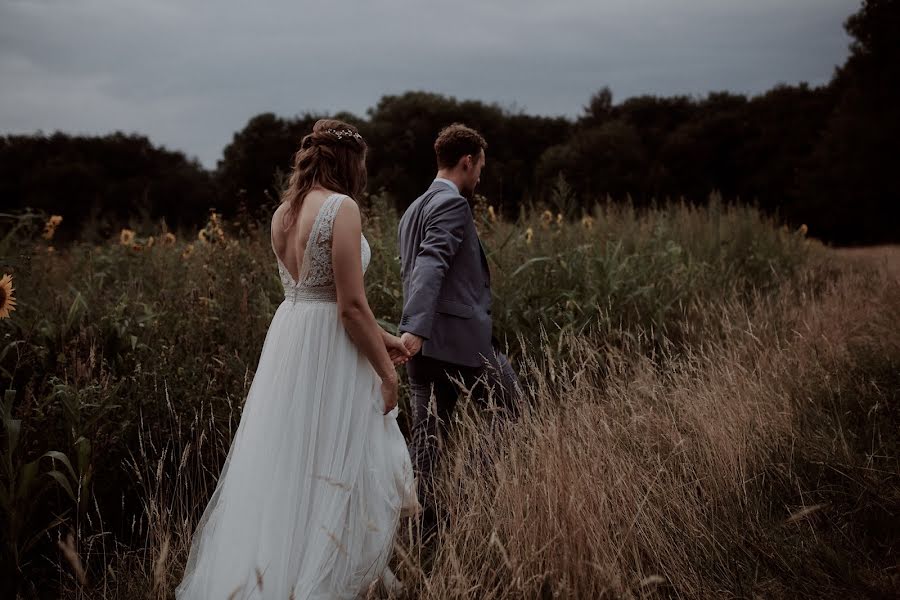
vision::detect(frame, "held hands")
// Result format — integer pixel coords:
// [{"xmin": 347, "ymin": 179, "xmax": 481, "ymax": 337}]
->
[
  {"xmin": 385, "ymin": 333, "xmax": 412, "ymax": 366},
  {"xmin": 380, "ymin": 332, "xmax": 422, "ymax": 414},
  {"xmin": 400, "ymin": 332, "xmax": 423, "ymax": 357}
]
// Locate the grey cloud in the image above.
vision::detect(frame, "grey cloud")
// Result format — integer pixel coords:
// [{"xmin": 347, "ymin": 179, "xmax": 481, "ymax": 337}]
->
[{"xmin": 0, "ymin": 0, "xmax": 858, "ymax": 166}]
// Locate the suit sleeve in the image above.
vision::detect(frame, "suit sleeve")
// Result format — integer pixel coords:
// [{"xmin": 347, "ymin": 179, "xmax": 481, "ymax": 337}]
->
[{"xmin": 399, "ymin": 194, "xmax": 469, "ymax": 339}]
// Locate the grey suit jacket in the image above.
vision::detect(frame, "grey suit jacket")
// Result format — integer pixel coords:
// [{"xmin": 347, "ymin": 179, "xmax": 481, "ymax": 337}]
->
[{"xmin": 398, "ymin": 180, "xmax": 493, "ymax": 368}]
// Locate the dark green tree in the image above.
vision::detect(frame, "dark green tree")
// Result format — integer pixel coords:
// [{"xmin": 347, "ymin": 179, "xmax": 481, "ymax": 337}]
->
[
  {"xmin": 796, "ymin": 0, "xmax": 900, "ymax": 243},
  {"xmin": 0, "ymin": 132, "xmax": 215, "ymax": 240}
]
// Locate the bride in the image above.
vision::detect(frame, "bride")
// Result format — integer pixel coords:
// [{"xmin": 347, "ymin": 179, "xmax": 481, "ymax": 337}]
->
[{"xmin": 175, "ymin": 119, "xmax": 419, "ymax": 599}]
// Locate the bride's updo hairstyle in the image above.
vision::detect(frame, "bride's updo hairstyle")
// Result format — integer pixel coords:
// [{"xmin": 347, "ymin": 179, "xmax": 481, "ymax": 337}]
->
[{"xmin": 280, "ymin": 118, "xmax": 367, "ymax": 222}]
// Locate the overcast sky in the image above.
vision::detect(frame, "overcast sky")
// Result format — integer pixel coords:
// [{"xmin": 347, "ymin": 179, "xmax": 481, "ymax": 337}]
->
[{"xmin": 1, "ymin": 0, "xmax": 858, "ymax": 168}]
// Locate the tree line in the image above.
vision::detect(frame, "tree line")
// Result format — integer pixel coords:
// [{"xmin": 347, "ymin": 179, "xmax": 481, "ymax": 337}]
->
[{"xmin": 2, "ymin": 0, "xmax": 896, "ymax": 245}]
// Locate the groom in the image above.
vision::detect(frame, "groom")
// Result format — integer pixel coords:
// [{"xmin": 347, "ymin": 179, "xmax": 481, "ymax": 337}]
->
[{"xmin": 398, "ymin": 123, "xmax": 521, "ymax": 529}]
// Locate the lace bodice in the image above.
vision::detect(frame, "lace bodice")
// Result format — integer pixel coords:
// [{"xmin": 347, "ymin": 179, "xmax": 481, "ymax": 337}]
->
[{"xmin": 272, "ymin": 194, "xmax": 371, "ymax": 303}]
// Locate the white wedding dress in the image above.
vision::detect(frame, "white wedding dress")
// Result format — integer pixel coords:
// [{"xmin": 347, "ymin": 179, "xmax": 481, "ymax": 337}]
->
[{"xmin": 176, "ymin": 193, "xmax": 418, "ymax": 600}]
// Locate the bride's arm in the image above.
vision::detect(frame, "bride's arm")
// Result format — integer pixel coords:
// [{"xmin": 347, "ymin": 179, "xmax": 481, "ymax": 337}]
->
[{"xmin": 332, "ymin": 198, "xmax": 398, "ymax": 384}]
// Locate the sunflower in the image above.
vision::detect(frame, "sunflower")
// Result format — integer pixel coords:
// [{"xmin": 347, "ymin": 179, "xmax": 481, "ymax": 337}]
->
[
  {"xmin": 540, "ymin": 210, "xmax": 553, "ymax": 229},
  {"xmin": 44, "ymin": 216, "xmax": 61, "ymax": 240},
  {"xmin": 207, "ymin": 212, "xmax": 227, "ymax": 240},
  {"xmin": 0, "ymin": 274, "xmax": 16, "ymax": 319},
  {"xmin": 120, "ymin": 229, "xmax": 136, "ymax": 245}
]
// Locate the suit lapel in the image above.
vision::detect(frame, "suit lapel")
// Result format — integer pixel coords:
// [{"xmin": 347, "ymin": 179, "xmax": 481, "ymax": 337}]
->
[{"xmin": 427, "ymin": 179, "xmax": 491, "ymax": 281}]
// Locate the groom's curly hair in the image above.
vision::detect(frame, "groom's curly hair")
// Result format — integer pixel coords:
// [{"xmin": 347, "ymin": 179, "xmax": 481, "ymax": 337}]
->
[
  {"xmin": 280, "ymin": 119, "xmax": 368, "ymax": 224},
  {"xmin": 434, "ymin": 124, "xmax": 488, "ymax": 169}
]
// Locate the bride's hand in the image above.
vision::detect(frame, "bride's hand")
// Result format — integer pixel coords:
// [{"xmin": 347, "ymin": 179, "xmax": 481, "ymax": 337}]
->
[
  {"xmin": 385, "ymin": 333, "xmax": 412, "ymax": 366},
  {"xmin": 381, "ymin": 374, "xmax": 399, "ymax": 414}
]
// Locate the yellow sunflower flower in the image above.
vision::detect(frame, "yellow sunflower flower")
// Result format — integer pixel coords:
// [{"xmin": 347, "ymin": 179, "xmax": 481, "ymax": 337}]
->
[
  {"xmin": 206, "ymin": 212, "xmax": 227, "ymax": 240},
  {"xmin": 540, "ymin": 210, "xmax": 553, "ymax": 229},
  {"xmin": 120, "ymin": 229, "xmax": 136, "ymax": 245},
  {"xmin": 0, "ymin": 274, "xmax": 16, "ymax": 319},
  {"xmin": 42, "ymin": 215, "xmax": 63, "ymax": 240}
]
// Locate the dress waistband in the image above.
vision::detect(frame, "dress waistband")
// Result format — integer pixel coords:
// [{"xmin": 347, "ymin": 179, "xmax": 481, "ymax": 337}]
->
[{"xmin": 284, "ymin": 285, "xmax": 337, "ymax": 304}]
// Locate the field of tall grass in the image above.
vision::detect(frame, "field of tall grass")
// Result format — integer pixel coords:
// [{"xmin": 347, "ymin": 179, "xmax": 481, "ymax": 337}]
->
[{"xmin": 1, "ymin": 191, "xmax": 897, "ymax": 598}]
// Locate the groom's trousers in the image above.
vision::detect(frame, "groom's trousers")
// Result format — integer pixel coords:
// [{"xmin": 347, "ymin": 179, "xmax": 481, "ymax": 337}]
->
[{"xmin": 406, "ymin": 338, "xmax": 523, "ymax": 523}]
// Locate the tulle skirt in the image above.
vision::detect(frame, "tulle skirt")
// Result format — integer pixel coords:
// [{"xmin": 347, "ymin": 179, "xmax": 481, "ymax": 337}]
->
[{"xmin": 175, "ymin": 299, "xmax": 418, "ymax": 599}]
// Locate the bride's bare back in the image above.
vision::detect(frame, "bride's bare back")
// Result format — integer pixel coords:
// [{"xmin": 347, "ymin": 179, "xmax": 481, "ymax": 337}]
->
[{"xmin": 271, "ymin": 189, "xmax": 336, "ymax": 283}]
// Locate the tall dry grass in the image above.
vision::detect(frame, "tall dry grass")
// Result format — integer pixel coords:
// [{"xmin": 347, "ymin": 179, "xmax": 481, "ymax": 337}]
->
[
  {"xmin": 382, "ymin": 259, "xmax": 898, "ymax": 599},
  {"xmin": 3, "ymin": 199, "xmax": 896, "ymax": 598},
  {"xmin": 54, "ymin": 256, "xmax": 898, "ymax": 599}
]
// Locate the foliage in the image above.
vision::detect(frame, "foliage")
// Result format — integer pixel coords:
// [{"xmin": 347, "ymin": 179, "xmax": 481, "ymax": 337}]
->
[
  {"xmin": 0, "ymin": 196, "xmax": 827, "ymax": 596},
  {"xmin": 0, "ymin": 133, "xmax": 216, "ymax": 244}
]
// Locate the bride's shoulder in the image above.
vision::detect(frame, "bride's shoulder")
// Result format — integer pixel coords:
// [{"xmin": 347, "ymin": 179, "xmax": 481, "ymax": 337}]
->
[
  {"xmin": 330, "ymin": 194, "xmax": 362, "ymax": 235},
  {"xmin": 333, "ymin": 194, "xmax": 360, "ymax": 215},
  {"xmin": 271, "ymin": 202, "xmax": 289, "ymax": 230}
]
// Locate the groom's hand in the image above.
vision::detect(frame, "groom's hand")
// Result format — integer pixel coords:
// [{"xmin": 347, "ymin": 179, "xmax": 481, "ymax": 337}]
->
[
  {"xmin": 400, "ymin": 332, "xmax": 423, "ymax": 356},
  {"xmin": 385, "ymin": 334, "xmax": 412, "ymax": 366}
]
